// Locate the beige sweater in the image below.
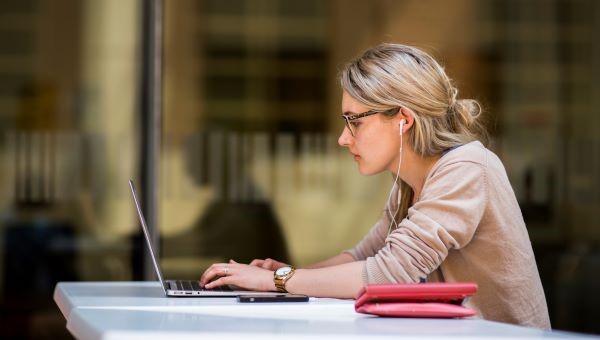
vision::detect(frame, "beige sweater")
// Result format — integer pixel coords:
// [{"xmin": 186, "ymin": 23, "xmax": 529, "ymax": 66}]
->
[{"xmin": 346, "ymin": 141, "xmax": 550, "ymax": 329}]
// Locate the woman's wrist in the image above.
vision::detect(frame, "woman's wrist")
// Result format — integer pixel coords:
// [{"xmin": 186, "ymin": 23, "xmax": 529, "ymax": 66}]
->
[
  {"xmin": 265, "ymin": 271, "xmax": 277, "ymax": 291},
  {"xmin": 283, "ymin": 268, "xmax": 304, "ymax": 294}
]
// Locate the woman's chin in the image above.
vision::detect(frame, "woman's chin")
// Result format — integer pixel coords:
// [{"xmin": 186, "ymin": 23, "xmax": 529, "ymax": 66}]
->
[{"xmin": 357, "ymin": 163, "xmax": 381, "ymax": 176}]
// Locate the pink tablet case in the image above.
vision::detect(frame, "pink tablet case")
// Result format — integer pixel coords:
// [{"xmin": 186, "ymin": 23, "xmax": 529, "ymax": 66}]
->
[{"xmin": 355, "ymin": 283, "xmax": 477, "ymax": 318}]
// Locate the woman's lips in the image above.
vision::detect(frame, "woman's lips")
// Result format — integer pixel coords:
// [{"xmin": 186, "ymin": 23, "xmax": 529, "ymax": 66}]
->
[{"xmin": 352, "ymin": 154, "xmax": 361, "ymax": 161}]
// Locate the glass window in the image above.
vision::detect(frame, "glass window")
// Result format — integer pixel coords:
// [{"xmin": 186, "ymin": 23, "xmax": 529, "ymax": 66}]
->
[
  {"xmin": 0, "ymin": 0, "xmax": 141, "ymax": 337},
  {"xmin": 162, "ymin": 0, "xmax": 600, "ymax": 334}
]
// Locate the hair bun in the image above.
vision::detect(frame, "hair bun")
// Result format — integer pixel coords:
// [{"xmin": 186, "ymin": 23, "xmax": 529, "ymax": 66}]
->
[{"xmin": 453, "ymin": 99, "xmax": 481, "ymax": 126}]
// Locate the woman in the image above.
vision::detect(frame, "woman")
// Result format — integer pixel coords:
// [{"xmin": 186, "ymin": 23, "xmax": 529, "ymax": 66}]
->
[{"xmin": 200, "ymin": 43, "xmax": 550, "ymax": 329}]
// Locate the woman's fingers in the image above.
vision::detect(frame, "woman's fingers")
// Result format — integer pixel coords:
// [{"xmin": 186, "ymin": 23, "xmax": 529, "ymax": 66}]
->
[
  {"xmin": 200, "ymin": 263, "xmax": 219, "ymax": 284},
  {"xmin": 262, "ymin": 258, "xmax": 274, "ymax": 269},
  {"xmin": 248, "ymin": 258, "xmax": 289, "ymax": 270},
  {"xmin": 249, "ymin": 259, "xmax": 265, "ymax": 267},
  {"xmin": 264, "ymin": 258, "xmax": 289, "ymax": 270},
  {"xmin": 199, "ymin": 265, "xmax": 210, "ymax": 284},
  {"xmin": 200, "ymin": 263, "xmax": 232, "ymax": 286},
  {"xmin": 200, "ymin": 260, "xmax": 285, "ymax": 291},
  {"xmin": 205, "ymin": 275, "xmax": 234, "ymax": 289},
  {"xmin": 201, "ymin": 263, "xmax": 275, "ymax": 292}
]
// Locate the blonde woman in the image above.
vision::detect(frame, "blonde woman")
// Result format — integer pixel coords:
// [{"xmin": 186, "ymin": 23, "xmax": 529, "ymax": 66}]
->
[{"xmin": 200, "ymin": 43, "xmax": 550, "ymax": 329}]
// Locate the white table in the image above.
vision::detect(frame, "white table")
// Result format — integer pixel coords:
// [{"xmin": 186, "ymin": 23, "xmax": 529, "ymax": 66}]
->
[{"xmin": 54, "ymin": 282, "xmax": 588, "ymax": 339}]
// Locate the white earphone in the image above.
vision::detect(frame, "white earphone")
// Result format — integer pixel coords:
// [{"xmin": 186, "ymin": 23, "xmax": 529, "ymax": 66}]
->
[{"xmin": 386, "ymin": 117, "xmax": 407, "ymax": 235}]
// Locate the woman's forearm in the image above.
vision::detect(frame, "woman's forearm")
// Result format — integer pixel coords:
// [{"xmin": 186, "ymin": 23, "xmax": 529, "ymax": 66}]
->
[
  {"xmin": 302, "ymin": 252, "xmax": 356, "ymax": 269},
  {"xmin": 285, "ymin": 260, "xmax": 365, "ymax": 299}
]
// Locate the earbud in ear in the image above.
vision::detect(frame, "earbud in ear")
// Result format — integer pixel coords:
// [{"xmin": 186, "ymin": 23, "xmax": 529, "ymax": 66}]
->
[{"xmin": 399, "ymin": 119, "xmax": 406, "ymax": 135}]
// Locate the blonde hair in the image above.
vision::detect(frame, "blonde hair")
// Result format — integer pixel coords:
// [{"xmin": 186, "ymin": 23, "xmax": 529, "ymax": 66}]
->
[{"xmin": 340, "ymin": 43, "xmax": 488, "ymax": 222}]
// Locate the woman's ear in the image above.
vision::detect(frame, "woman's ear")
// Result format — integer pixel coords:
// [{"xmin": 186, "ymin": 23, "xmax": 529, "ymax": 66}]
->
[{"xmin": 397, "ymin": 107, "xmax": 415, "ymax": 134}]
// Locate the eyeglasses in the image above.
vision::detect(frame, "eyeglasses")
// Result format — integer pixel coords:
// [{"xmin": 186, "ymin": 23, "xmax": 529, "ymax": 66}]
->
[{"xmin": 341, "ymin": 107, "xmax": 400, "ymax": 137}]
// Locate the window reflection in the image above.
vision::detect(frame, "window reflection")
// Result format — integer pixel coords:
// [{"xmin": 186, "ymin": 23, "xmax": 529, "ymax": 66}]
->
[{"xmin": 0, "ymin": 0, "xmax": 140, "ymax": 338}]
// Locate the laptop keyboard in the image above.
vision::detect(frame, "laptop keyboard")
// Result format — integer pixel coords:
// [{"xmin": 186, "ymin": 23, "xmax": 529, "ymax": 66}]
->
[{"xmin": 171, "ymin": 280, "xmax": 231, "ymax": 292}]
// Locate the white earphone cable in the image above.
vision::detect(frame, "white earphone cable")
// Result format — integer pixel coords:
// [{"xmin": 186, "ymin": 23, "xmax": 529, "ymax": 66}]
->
[{"xmin": 386, "ymin": 120, "xmax": 404, "ymax": 236}]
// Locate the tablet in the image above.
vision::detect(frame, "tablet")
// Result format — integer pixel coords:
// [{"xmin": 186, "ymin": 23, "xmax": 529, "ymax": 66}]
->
[
  {"xmin": 354, "ymin": 283, "xmax": 478, "ymax": 318},
  {"xmin": 356, "ymin": 302, "xmax": 477, "ymax": 318},
  {"xmin": 355, "ymin": 282, "xmax": 477, "ymax": 309}
]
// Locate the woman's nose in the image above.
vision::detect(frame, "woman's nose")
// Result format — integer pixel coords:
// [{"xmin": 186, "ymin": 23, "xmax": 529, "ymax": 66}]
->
[{"xmin": 338, "ymin": 126, "xmax": 353, "ymax": 147}]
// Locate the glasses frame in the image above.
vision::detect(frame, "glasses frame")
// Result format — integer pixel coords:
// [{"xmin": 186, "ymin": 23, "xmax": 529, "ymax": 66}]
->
[{"xmin": 341, "ymin": 107, "xmax": 401, "ymax": 137}]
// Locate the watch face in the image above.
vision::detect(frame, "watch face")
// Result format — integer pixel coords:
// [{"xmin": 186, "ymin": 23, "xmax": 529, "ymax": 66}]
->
[{"xmin": 276, "ymin": 266, "xmax": 292, "ymax": 276}]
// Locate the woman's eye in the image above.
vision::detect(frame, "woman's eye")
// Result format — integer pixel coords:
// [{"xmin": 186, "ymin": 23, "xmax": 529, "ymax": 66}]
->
[{"xmin": 350, "ymin": 121, "xmax": 361, "ymax": 128}]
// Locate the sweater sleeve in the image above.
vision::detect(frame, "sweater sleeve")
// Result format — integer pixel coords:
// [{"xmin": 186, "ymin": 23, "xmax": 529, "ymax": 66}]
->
[{"xmin": 364, "ymin": 161, "xmax": 487, "ymax": 284}]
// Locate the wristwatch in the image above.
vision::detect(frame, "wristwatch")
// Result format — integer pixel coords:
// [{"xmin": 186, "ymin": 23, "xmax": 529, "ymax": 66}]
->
[{"xmin": 273, "ymin": 266, "xmax": 296, "ymax": 293}]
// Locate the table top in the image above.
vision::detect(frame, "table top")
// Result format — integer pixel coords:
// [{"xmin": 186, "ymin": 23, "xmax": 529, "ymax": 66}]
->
[{"xmin": 54, "ymin": 281, "xmax": 588, "ymax": 339}]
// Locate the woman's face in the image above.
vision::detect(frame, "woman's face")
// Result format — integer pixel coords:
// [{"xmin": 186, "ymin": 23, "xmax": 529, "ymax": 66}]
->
[{"xmin": 338, "ymin": 92, "xmax": 402, "ymax": 176}]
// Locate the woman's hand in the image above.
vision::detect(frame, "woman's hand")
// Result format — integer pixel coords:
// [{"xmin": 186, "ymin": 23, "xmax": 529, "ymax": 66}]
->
[
  {"xmin": 248, "ymin": 258, "xmax": 289, "ymax": 271},
  {"xmin": 200, "ymin": 260, "xmax": 276, "ymax": 291}
]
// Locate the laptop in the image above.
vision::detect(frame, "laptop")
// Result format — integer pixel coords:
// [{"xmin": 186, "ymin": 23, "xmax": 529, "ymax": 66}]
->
[{"xmin": 129, "ymin": 179, "xmax": 282, "ymax": 297}]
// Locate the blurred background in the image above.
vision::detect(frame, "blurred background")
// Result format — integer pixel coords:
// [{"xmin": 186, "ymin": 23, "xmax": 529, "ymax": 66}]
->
[{"xmin": 0, "ymin": 0, "xmax": 599, "ymax": 338}]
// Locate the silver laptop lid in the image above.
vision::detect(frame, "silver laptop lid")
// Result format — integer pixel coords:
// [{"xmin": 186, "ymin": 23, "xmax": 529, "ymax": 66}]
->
[{"xmin": 128, "ymin": 180, "xmax": 167, "ymax": 293}]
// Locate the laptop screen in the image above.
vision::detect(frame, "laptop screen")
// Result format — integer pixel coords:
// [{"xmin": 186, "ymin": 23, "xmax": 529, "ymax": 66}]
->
[{"xmin": 128, "ymin": 180, "xmax": 167, "ymax": 292}]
